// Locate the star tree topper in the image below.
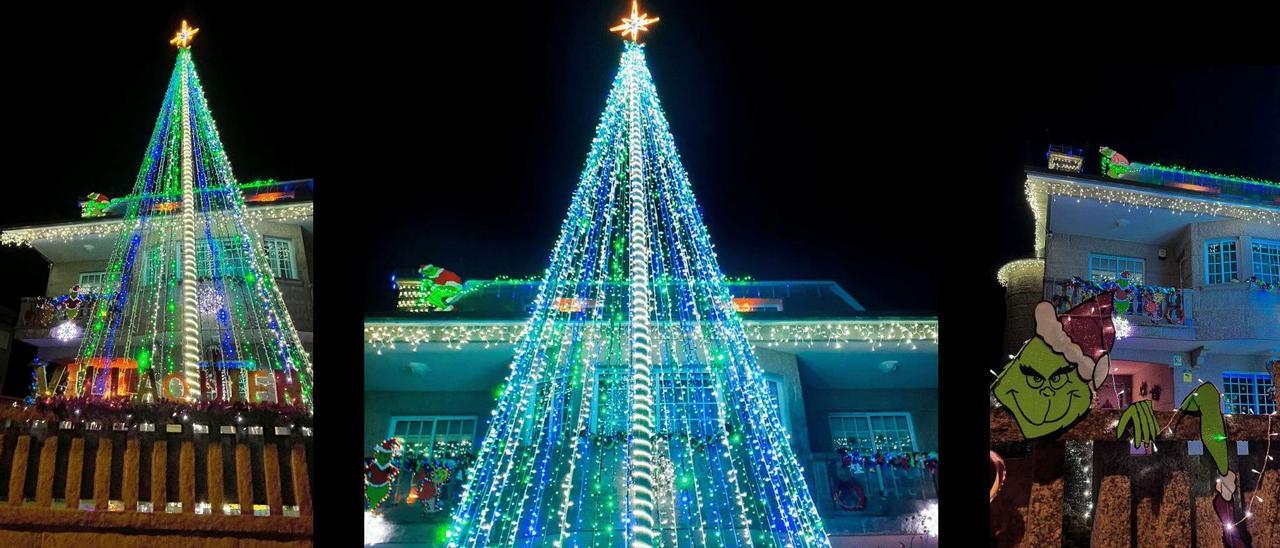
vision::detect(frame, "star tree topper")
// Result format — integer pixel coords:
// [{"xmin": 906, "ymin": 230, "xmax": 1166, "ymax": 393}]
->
[
  {"xmin": 170, "ymin": 20, "xmax": 199, "ymax": 49},
  {"xmin": 610, "ymin": 0, "xmax": 659, "ymax": 42}
]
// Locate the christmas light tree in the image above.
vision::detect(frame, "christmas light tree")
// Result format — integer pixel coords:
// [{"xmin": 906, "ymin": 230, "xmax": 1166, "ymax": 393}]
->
[
  {"xmin": 70, "ymin": 21, "xmax": 313, "ymax": 409},
  {"xmin": 446, "ymin": 3, "xmax": 827, "ymax": 546}
]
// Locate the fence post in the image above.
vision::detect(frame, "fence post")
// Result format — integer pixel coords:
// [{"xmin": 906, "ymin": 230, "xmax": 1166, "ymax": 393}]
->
[
  {"xmin": 122, "ymin": 438, "xmax": 139, "ymax": 512},
  {"xmin": 208, "ymin": 441, "xmax": 224, "ymax": 513},
  {"xmin": 7, "ymin": 435, "xmax": 31, "ymax": 506},
  {"xmin": 1090, "ymin": 475, "xmax": 1130, "ymax": 547},
  {"xmin": 291, "ymin": 442, "xmax": 312, "ymax": 516},
  {"xmin": 1196, "ymin": 496, "xmax": 1223, "ymax": 548},
  {"xmin": 1255, "ymin": 469, "xmax": 1279, "ymax": 547},
  {"xmin": 36, "ymin": 436, "xmax": 58, "ymax": 508},
  {"xmin": 93, "ymin": 437, "xmax": 112, "ymax": 510},
  {"xmin": 66, "ymin": 437, "xmax": 85, "ymax": 510},
  {"xmin": 236, "ymin": 441, "xmax": 253, "ymax": 514},
  {"xmin": 1022, "ymin": 440, "xmax": 1065, "ymax": 546},
  {"xmin": 180, "ymin": 441, "xmax": 195, "ymax": 513},
  {"xmin": 264, "ymin": 443, "xmax": 283, "ymax": 516},
  {"xmin": 151, "ymin": 440, "xmax": 167, "ymax": 510},
  {"xmin": 1155, "ymin": 472, "xmax": 1191, "ymax": 545}
]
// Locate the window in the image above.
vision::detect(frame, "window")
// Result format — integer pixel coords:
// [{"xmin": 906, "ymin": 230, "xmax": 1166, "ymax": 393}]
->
[
  {"xmin": 1221, "ymin": 372, "xmax": 1276, "ymax": 416},
  {"xmin": 141, "ymin": 244, "xmax": 173, "ymax": 287},
  {"xmin": 1205, "ymin": 240, "xmax": 1239, "ymax": 284},
  {"xmin": 829, "ymin": 413, "xmax": 917, "ymax": 454},
  {"xmin": 592, "ymin": 367, "xmax": 630, "ymax": 435},
  {"xmin": 1089, "ymin": 254, "xmax": 1145, "ymax": 284},
  {"xmin": 655, "ymin": 370, "xmax": 720, "ymax": 437},
  {"xmin": 77, "ymin": 272, "xmax": 108, "ymax": 292},
  {"xmin": 197, "ymin": 237, "xmax": 250, "ymax": 279},
  {"xmin": 523, "ymin": 375, "xmax": 570, "ymax": 445},
  {"xmin": 1252, "ymin": 239, "xmax": 1280, "ymax": 284},
  {"xmin": 263, "ymin": 237, "xmax": 297, "ymax": 280},
  {"xmin": 763, "ymin": 375, "xmax": 790, "ymax": 434},
  {"xmin": 388, "ymin": 416, "xmax": 478, "ymax": 458},
  {"xmin": 143, "ymin": 238, "xmax": 250, "ymax": 282}
]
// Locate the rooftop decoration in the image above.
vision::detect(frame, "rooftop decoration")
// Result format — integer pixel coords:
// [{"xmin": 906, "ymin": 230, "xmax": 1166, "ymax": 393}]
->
[{"xmin": 1099, "ymin": 146, "xmax": 1280, "ymax": 202}]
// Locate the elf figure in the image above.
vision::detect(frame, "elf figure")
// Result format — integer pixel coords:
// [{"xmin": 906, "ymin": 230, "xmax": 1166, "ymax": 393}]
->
[
  {"xmin": 418, "ymin": 264, "xmax": 464, "ymax": 312},
  {"xmin": 365, "ymin": 438, "xmax": 402, "ymax": 514}
]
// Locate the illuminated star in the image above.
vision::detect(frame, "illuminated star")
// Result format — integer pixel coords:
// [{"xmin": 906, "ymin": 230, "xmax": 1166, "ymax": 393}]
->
[
  {"xmin": 170, "ymin": 20, "xmax": 199, "ymax": 49},
  {"xmin": 610, "ymin": 0, "xmax": 659, "ymax": 42}
]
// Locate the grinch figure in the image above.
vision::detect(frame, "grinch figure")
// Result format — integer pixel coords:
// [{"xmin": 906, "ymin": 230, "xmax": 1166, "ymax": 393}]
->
[
  {"xmin": 993, "ymin": 292, "xmax": 1249, "ymax": 544},
  {"xmin": 1100, "ymin": 146, "xmax": 1133, "ymax": 179},
  {"xmin": 417, "ymin": 460, "xmax": 453, "ymax": 514},
  {"xmin": 992, "ymin": 293, "xmax": 1115, "ymax": 439},
  {"xmin": 365, "ymin": 438, "xmax": 402, "ymax": 514},
  {"xmin": 418, "ymin": 264, "xmax": 464, "ymax": 312},
  {"xmin": 79, "ymin": 193, "xmax": 111, "ymax": 218}
]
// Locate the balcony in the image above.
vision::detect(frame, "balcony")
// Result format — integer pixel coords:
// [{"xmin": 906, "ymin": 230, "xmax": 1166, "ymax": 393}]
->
[
  {"xmin": 1043, "ymin": 277, "xmax": 1280, "ymax": 345},
  {"xmin": 361, "ymin": 452, "xmax": 940, "ymax": 546},
  {"xmin": 15, "ymin": 289, "xmax": 314, "ymax": 347},
  {"xmin": 807, "ymin": 452, "xmax": 939, "ymax": 540},
  {"xmin": 1042, "ymin": 278, "xmax": 1195, "ymax": 341}
]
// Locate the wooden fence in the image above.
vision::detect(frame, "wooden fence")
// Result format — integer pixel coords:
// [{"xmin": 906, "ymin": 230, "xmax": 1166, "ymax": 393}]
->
[
  {"xmin": 991, "ymin": 409, "xmax": 1278, "ymax": 547},
  {"xmin": 0, "ymin": 409, "xmax": 312, "ymax": 543}
]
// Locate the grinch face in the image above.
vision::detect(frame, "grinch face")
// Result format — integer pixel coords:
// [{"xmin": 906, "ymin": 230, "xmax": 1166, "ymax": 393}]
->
[
  {"xmin": 993, "ymin": 336, "xmax": 1094, "ymax": 439},
  {"xmin": 421, "ymin": 264, "xmax": 442, "ymax": 279},
  {"xmin": 375, "ymin": 451, "xmax": 392, "ymax": 466}
]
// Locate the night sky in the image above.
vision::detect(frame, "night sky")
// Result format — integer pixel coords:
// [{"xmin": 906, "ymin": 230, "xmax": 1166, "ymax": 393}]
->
[{"xmin": 0, "ymin": 2, "xmax": 1275, "ymax": 540}]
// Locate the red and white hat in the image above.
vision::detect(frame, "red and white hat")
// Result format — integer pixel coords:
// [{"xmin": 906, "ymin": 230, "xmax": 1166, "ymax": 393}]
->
[
  {"xmin": 374, "ymin": 438, "xmax": 402, "ymax": 454},
  {"xmin": 1034, "ymin": 292, "xmax": 1115, "ymax": 391}
]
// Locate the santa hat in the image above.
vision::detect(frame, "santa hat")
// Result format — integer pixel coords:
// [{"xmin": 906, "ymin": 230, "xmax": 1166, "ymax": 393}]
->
[
  {"xmin": 374, "ymin": 438, "xmax": 401, "ymax": 454},
  {"xmin": 1033, "ymin": 292, "xmax": 1115, "ymax": 391}
]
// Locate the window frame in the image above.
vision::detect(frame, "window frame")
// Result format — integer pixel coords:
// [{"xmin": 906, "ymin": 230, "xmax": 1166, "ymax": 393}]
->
[
  {"xmin": 386, "ymin": 415, "xmax": 479, "ymax": 457},
  {"xmin": 762, "ymin": 373, "xmax": 791, "ymax": 434},
  {"xmin": 1205, "ymin": 239, "xmax": 1240, "ymax": 285},
  {"xmin": 1221, "ymin": 371, "xmax": 1277, "ymax": 416},
  {"xmin": 1088, "ymin": 253, "xmax": 1146, "ymax": 284},
  {"xmin": 1251, "ymin": 238, "xmax": 1280, "ymax": 284},
  {"xmin": 262, "ymin": 237, "xmax": 298, "ymax": 280},
  {"xmin": 828, "ymin": 411, "xmax": 919, "ymax": 454},
  {"xmin": 77, "ymin": 271, "xmax": 108, "ymax": 292}
]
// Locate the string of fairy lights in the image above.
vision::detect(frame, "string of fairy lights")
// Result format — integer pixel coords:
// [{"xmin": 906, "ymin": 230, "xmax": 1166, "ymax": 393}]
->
[
  {"xmin": 444, "ymin": 6, "xmax": 830, "ymax": 545},
  {"xmin": 67, "ymin": 23, "xmax": 313, "ymax": 410},
  {"xmin": 0, "ymin": 203, "xmax": 313, "ymax": 246},
  {"xmin": 366, "ymin": 320, "xmax": 938, "ymax": 352}
]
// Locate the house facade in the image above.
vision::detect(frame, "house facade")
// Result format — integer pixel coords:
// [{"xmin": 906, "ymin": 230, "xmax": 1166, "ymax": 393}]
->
[
  {"xmin": 0, "ymin": 179, "xmax": 315, "ymax": 377},
  {"xmin": 364, "ymin": 276, "xmax": 939, "ymax": 544},
  {"xmin": 999, "ymin": 153, "xmax": 1279, "ymax": 416}
]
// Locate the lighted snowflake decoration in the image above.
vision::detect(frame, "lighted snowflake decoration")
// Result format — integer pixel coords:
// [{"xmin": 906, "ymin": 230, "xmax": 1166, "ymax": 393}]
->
[
  {"xmin": 51, "ymin": 320, "xmax": 82, "ymax": 342},
  {"xmin": 1113, "ymin": 314, "xmax": 1132, "ymax": 340},
  {"xmin": 198, "ymin": 284, "xmax": 224, "ymax": 315}
]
